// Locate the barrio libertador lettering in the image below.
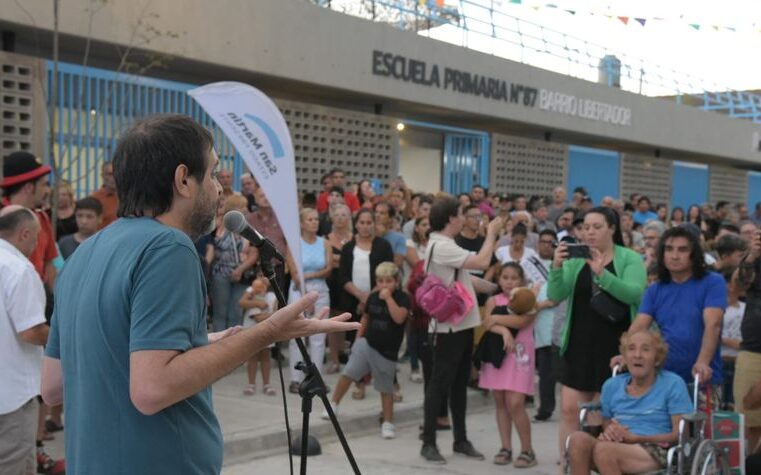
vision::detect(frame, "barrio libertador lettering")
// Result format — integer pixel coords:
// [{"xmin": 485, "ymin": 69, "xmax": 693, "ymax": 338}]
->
[{"xmin": 371, "ymin": 50, "xmax": 632, "ymax": 126}]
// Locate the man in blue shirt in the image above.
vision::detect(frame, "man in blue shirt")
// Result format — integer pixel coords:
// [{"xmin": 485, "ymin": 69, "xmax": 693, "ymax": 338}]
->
[
  {"xmin": 374, "ymin": 201, "xmax": 407, "ymax": 268},
  {"xmin": 632, "ymin": 196, "xmax": 659, "ymax": 226},
  {"xmin": 623, "ymin": 226, "xmax": 726, "ymax": 387},
  {"xmin": 39, "ymin": 115, "xmax": 359, "ymax": 474}
]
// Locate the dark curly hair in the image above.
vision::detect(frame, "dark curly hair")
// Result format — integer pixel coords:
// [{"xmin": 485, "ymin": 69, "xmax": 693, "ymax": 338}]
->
[{"xmin": 655, "ymin": 226, "xmax": 707, "ymax": 283}]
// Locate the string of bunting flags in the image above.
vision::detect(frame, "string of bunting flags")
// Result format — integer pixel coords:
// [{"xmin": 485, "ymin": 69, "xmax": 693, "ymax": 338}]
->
[{"xmin": 417, "ymin": 0, "xmax": 761, "ymax": 33}]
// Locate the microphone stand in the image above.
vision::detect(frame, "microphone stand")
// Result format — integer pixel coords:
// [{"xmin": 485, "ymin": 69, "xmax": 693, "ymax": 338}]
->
[{"xmin": 258, "ymin": 245, "xmax": 361, "ymax": 475}]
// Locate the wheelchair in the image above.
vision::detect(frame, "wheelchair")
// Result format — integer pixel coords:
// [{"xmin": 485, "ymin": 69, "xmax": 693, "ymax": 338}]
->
[{"xmin": 564, "ymin": 372, "xmax": 730, "ymax": 474}]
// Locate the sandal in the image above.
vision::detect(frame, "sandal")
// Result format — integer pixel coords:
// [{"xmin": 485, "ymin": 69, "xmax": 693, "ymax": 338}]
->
[
  {"xmin": 493, "ymin": 448, "xmax": 512, "ymax": 465},
  {"xmin": 263, "ymin": 384, "xmax": 276, "ymax": 396},
  {"xmin": 243, "ymin": 384, "xmax": 256, "ymax": 396},
  {"xmin": 289, "ymin": 382, "xmax": 300, "ymax": 394},
  {"xmin": 513, "ymin": 449, "xmax": 537, "ymax": 468}
]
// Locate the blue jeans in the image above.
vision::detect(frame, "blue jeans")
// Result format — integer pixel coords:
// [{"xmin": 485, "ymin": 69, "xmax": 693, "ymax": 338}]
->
[{"xmin": 210, "ymin": 274, "xmax": 247, "ymax": 332}]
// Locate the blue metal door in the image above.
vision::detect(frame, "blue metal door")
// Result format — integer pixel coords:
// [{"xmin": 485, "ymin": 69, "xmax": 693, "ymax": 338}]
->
[
  {"xmin": 567, "ymin": 145, "xmax": 620, "ymax": 204},
  {"xmin": 748, "ymin": 172, "xmax": 761, "ymax": 211},
  {"xmin": 671, "ymin": 161, "xmax": 709, "ymax": 210},
  {"xmin": 443, "ymin": 133, "xmax": 490, "ymax": 195}
]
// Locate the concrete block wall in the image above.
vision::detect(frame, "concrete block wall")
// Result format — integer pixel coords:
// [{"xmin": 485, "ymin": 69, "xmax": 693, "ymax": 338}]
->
[
  {"xmin": 275, "ymin": 99, "xmax": 397, "ymax": 194},
  {"xmin": 620, "ymin": 154, "xmax": 673, "ymax": 206},
  {"xmin": 490, "ymin": 133, "xmax": 567, "ymax": 197},
  {"xmin": 710, "ymin": 165, "xmax": 747, "ymax": 205},
  {"xmin": 0, "ymin": 51, "xmax": 45, "ymax": 165}
]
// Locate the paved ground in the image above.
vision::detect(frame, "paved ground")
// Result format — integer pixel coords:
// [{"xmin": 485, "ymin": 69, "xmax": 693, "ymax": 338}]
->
[
  {"xmin": 222, "ymin": 408, "xmax": 562, "ymax": 475},
  {"xmin": 43, "ymin": 351, "xmax": 564, "ymax": 473}
]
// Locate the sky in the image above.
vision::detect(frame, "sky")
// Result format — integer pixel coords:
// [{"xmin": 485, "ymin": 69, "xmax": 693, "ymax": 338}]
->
[{"xmin": 327, "ymin": 0, "xmax": 761, "ymax": 97}]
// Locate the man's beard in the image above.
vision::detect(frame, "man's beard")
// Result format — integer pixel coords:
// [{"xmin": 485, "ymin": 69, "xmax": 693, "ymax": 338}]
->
[{"xmin": 187, "ymin": 189, "xmax": 218, "ymax": 240}]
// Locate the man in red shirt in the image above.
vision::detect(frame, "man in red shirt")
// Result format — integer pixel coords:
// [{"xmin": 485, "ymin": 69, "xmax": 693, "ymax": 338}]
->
[
  {"xmin": 90, "ymin": 161, "xmax": 119, "ymax": 229},
  {"xmin": 316, "ymin": 168, "xmax": 359, "ymax": 213}
]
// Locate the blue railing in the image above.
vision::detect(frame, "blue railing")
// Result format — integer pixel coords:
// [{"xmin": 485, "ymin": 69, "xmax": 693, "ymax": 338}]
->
[
  {"xmin": 46, "ymin": 61, "xmax": 244, "ymax": 197},
  {"xmin": 315, "ymin": 0, "xmax": 761, "ymax": 123}
]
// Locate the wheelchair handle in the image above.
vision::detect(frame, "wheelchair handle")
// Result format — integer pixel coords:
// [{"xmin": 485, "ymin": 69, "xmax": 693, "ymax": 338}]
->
[{"xmin": 693, "ymin": 373, "xmax": 700, "ymax": 412}]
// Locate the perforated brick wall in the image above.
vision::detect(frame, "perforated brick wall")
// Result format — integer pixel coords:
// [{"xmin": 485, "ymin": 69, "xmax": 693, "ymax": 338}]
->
[
  {"xmin": 710, "ymin": 165, "xmax": 747, "ymax": 205},
  {"xmin": 275, "ymin": 99, "xmax": 397, "ymax": 194},
  {"xmin": 0, "ymin": 52, "xmax": 45, "ymax": 166},
  {"xmin": 490, "ymin": 133, "xmax": 567, "ymax": 197},
  {"xmin": 620, "ymin": 154, "xmax": 672, "ymax": 206}
]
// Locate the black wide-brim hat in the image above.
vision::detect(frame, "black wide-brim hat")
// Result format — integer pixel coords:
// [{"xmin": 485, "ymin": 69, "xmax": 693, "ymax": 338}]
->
[{"xmin": 2, "ymin": 151, "xmax": 52, "ymax": 188}]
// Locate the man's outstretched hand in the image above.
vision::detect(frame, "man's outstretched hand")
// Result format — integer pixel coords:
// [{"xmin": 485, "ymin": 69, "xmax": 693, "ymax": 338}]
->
[{"xmin": 263, "ymin": 291, "xmax": 359, "ymax": 343}]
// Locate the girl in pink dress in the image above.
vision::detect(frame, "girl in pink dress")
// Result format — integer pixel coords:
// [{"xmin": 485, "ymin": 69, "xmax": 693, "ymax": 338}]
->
[{"xmin": 478, "ymin": 263, "xmax": 538, "ymax": 468}]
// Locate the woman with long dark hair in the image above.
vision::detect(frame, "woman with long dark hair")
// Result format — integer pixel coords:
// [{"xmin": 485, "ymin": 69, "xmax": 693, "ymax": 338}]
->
[
  {"xmin": 338, "ymin": 209, "xmax": 394, "ymax": 312},
  {"xmin": 547, "ymin": 206, "xmax": 647, "ymax": 462},
  {"xmin": 687, "ymin": 204, "xmax": 705, "ymax": 231},
  {"xmin": 357, "ymin": 179, "xmax": 377, "ymax": 210},
  {"xmin": 670, "ymin": 206, "xmax": 685, "ymax": 227}
]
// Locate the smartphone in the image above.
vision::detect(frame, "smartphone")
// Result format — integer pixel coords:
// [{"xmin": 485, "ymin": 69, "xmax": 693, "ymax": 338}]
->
[{"xmin": 566, "ymin": 243, "xmax": 591, "ymax": 259}]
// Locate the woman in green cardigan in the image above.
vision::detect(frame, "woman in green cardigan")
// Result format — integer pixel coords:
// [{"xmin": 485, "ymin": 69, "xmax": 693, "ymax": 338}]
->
[{"xmin": 547, "ymin": 207, "xmax": 646, "ymax": 462}]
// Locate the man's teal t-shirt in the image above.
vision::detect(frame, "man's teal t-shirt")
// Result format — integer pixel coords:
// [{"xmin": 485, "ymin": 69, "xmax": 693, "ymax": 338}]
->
[{"xmin": 46, "ymin": 218, "xmax": 223, "ymax": 475}]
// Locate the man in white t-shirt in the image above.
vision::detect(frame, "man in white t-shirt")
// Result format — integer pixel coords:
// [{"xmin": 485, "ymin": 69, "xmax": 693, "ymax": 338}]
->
[
  {"xmin": 0, "ymin": 206, "xmax": 48, "ymax": 475},
  {"xmin": 420, "ymin": 196, "xmax": 502, "ymax": 464}
]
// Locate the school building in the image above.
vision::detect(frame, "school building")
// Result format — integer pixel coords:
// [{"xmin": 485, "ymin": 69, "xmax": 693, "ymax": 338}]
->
[{"xmin": 1, "ymin": 0, "xmax": 760, "ymax": 209}]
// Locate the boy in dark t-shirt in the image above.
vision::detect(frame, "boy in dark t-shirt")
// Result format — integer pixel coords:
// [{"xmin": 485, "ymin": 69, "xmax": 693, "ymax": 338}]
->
[
  {"xmin": 323, "ymin": 262, "xmax": 410, "ymax": 439},
  {"xmin": 57, "ymin": 197, "xmax": 103, "ymax": 260}
]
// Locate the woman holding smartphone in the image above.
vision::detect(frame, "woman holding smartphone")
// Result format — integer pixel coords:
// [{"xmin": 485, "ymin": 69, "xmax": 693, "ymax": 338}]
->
[{"xmin": 546, "ymin": 206, "xmax": 646, "ymax": 463}]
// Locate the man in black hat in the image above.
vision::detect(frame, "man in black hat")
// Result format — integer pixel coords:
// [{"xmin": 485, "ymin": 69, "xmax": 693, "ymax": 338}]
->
[{"xmin": 1, "ymin": 151, "xmax": 57, "ymax": 289}]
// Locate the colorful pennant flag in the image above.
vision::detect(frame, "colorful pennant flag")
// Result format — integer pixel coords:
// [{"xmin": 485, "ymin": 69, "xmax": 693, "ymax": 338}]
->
[{"xmin": 498, "ymin": 3, "xmax": 753, "ymax": 34}]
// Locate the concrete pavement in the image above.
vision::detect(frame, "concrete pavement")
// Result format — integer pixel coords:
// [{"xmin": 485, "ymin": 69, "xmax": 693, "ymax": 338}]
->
[
  {"xmin": 42, "ymin": 352, "xmax": 563, "ymax": 472},
  {"xmin": 223, "ymin": 408, "xmax": 562, "ymax": 474}
]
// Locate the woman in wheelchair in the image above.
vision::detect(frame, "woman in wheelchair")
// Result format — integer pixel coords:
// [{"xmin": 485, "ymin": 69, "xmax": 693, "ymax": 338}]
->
[{"xmin": 567, "ymin": 329, "xmax": 693, "ymax": 474}]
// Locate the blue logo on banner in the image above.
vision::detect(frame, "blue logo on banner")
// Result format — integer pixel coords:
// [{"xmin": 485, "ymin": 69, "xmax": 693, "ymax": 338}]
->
[{"xmin": 244, "ymin": 114, "xmax": 285, "ymax": 159}]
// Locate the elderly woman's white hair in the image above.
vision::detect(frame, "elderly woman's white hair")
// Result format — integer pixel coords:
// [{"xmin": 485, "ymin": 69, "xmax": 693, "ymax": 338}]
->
[{"xmin": 643, "ymin": 220, "xmax": 667, "ymax": 237}]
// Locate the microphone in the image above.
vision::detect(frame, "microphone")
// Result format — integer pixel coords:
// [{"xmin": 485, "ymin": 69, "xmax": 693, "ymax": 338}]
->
[{"xmin": 223, "ymin": 210, "xmax": 284, "ymax": 261}]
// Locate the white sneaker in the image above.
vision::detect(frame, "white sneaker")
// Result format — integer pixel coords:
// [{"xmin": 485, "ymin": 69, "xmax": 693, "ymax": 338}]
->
[
  {"xmin": 409, "ymin": 370, "xmax": 423, "ymax": 383},
  {"xmin": 321, "ymin": 402, "xmax": 339, "ymax": 420},
  {"xmin": 381, "ymin": 421, "xmax": 396, "ymax": 439}
]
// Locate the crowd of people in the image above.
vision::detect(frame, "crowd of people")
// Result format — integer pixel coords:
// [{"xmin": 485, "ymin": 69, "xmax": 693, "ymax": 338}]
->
[{"xmin": 3, "ymin": 123, "xmax": 761, "ymax": 473}]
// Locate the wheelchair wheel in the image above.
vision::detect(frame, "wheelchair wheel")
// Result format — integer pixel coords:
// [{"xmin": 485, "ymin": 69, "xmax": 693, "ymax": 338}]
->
[{"xmin": 689, "ymin": 439, "xmax": 729, "ymax": 475}]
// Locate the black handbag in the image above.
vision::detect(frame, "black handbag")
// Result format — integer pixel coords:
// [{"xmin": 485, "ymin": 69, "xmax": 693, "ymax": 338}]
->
[{"xmin": 590, "ymin": 281, "xmax": 629, "ymax": 325}]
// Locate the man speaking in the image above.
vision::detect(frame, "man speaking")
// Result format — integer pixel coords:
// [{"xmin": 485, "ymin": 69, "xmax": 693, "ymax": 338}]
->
[{"xmin": 40, "ymin": 115, "xmax": 358, "ymax": 474}]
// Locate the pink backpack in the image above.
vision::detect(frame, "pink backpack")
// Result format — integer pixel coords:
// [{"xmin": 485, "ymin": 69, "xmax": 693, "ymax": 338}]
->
[{"xmin": 414, "ymin": 243, "xmax": 474, "ymax": 326}]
